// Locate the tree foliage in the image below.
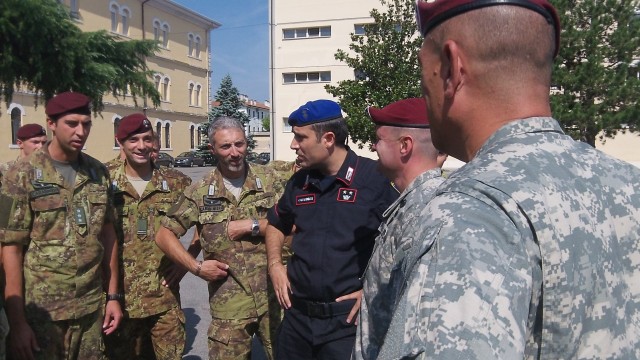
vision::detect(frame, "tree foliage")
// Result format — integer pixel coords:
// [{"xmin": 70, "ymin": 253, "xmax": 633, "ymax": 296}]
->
[
  {"xmin": 207, "ymin": 75, "xmax": 255, "ymax": 150},
  {"xmin": 262, "ymin": 115, "xmax": 271, "ymax": 132},
  {"xmin": 551, "ymin": 0, "xmax": 640, "ymax": 146},
  {"xmin": 325, "ymin": 0, "xmax": 422, "ymax": 148},
  {"xmin": 0, "ymin": 0, "xmax": 161, "ymax": 113},
  {"xmin": 328, "ymin": 0, "xmax": 640, "ymax": 148}
]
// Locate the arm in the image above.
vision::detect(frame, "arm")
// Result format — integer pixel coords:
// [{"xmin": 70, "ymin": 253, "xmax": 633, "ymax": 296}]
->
[
  {"xmin": 100, "ymin": 222, "xmax": 123, "ymax": 335},
  {"xmin": 3, "ymin": 244, "xmax": 39, "ymax": 360},
  {"xmin": 162, "ymin": 229, "xmax": 203, "ymax": 288},
  {"xmin": 226, "ymin": 218, "xmax": 267, "ymax": 241},
  {"xmin": 155, "ymin": 226, "xmax": 228, "ymax": 282},
  {"xmin": 266, "ymin": 224, "xmax": 291, "ymax": 309}
]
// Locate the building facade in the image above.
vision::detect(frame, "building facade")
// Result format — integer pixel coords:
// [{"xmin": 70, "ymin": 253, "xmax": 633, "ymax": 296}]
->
[
  {"xmin": 268, "ymin": 0, "xmax": 640, "ymax": 169},
  {"xmin": 211, "ymin": 95, "xmax": 271, "ymax": 153},
  {"xmin": 1, "ymin": 0, "xmax": 219, "ymax": 164}
]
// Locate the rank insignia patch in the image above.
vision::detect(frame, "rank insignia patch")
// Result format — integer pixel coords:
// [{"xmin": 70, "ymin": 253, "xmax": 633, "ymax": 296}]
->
[
  {"xmin": 296, "ymin": 194, "xmax": 316, "ymax": 206},
  {"xmin": 337, "ymin": 188, "xmax": 357, "ymax": 203}
]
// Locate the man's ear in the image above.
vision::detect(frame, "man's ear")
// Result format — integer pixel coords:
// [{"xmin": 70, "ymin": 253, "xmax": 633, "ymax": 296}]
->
[
  {"xmin": 322, "ymin": 131, "xmax": 336, "ymax": 148},
  {"xmin": 443, "ymin": 40, "xmax": 464, "ymax": 98},
  {"xmin": 399, "ymin": 135, "xmax": 413, "ymax": 157}
]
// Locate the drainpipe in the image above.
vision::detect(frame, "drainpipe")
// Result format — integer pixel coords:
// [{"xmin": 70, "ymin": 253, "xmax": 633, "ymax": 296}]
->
[{"xmin": 141, "ymin": 0, "xmax": 151, "ymax": 115}]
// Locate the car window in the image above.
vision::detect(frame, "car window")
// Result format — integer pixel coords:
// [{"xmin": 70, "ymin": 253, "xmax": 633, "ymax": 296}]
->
[{"xmin": 178, "ymin": 152, "xmax": 191, "ymax": 157}]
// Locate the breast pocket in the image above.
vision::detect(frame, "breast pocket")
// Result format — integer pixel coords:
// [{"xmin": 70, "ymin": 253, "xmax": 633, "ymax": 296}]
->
[
  {"xmin": 30, "ymin": 194, "xmax": 67, "ymax": 251},
  {"xmin": 198, "ymin": 209, "xmax": 230, "ymax": 255},
  {"xmin": 87, "ymin": 190, "xmax": 108, "ymax": 235}
]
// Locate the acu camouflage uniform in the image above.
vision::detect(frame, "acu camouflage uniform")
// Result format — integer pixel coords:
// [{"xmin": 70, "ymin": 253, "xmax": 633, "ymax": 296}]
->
[
  {"xmin": 0, "ymin": 144, "xmax": 115, "ymax": 360},
  {"xmin": 377, "ymin": 118, "xmax": 640, "ymax": 359},
  {"xmin": 104, "ymin": 159, "xmax": 191, "ymax": 360},
  {"xmin": 162, "ymin": 163, "xmax": 283, "ymax": 360},
  {"xmin": 354, "ymin": 168, "xmax": 444, "ymax": 360}
]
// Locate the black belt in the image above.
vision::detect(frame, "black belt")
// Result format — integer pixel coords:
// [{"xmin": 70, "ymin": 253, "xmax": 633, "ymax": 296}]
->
[{"xmin": 289, "ymin": 295, "xmax": 356, "ymax": 319}]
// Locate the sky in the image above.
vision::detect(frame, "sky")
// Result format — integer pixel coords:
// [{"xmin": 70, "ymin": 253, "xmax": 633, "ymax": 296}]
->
[{"xmin": 172, "ymin": 0, "xmax": 270, "ymax": 102}]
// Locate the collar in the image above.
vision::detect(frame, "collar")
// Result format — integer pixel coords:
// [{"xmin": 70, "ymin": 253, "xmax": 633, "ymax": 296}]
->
[
  {"xmin": 305, "ymin": 148, "xmax": 359, "ymax": 191},
  {"xmin": 383, "ymin": 168, "xmax": 441, "ymax": 218},
  {"xmin": 111, "ymin": 161, "xmax": 170, "ymax": 199},
  {"xmin": 475, "ymin": 117, "xmax": 563, "ymax": 159}
]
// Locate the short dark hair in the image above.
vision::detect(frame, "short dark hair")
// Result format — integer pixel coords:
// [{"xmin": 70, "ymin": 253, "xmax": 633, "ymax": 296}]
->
[{"xmin": 310, "ymin": 118, "xmax": 349, "ymax": 147}]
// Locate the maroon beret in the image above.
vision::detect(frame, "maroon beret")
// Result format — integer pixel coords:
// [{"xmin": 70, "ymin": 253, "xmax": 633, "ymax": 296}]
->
[
  {"xmin": 367, "ymin": 98, "xmax": 430, "ymax": 128},
  {"xmin": 45, "ymin": 92, "xmax": 91, "ymax": 118},
  {"xmin": 116, "ymin": 113, "xmax": 153, "ymax": 141},
  {"xmin": 416, "ymin": 0, "xmax": 560, "ymax": 57},
  {"xmin": 16, "ymin": 123, "xmax": 46, "ymax": 140}
]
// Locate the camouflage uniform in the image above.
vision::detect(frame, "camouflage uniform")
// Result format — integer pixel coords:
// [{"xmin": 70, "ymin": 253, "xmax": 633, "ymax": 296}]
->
[
  {"xmin": 0, "ymin": 160, "xmax": 10, "ymax": 360},
  {"xmin": 161, "ymin": 163, "xmax": 283, "ymax": 360},
  {"xmin": 104, "ymin": 159, "xmax": 191, "ymax": 360},
  {"xmin": 376, "ymin": 118, "xmax": 640, "ymax": 359},
  {"xmin": 354, "ymin": 168, "xmax": 444, "ymax": 360},
  {"xmin": 0, "ymin": 144, "xmax": 115, "ymax": 360}
]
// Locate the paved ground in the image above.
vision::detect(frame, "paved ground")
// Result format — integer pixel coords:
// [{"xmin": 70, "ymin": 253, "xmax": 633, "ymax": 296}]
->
[{"xmin": 176, "ymin": 165, "xmax": 268, "ymax": 360}]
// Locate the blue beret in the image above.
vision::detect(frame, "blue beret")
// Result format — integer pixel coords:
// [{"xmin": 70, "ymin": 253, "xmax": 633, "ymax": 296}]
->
[{"xmin": 288, "ymin": 100, "xmax": 343, "ymax": 127}]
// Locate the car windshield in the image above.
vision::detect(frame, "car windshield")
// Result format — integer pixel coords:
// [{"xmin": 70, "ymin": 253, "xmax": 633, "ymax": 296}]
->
[{"xmin": 178, "ymin": 152, "xmax": 192, "ymax": 157}]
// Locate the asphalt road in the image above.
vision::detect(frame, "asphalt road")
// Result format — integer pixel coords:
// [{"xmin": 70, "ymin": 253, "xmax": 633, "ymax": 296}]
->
[{"xmin": 176, "ymin": 165, "xmax": 268, "ymax": 360}]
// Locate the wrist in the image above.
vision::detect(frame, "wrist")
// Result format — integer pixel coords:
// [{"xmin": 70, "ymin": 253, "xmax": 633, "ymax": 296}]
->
[
  {"xmin": 268, "ymin": 259, "xmax": 282, "ymax": 273},
  {"xmin": 251, "ymin": 218, "xmax": 260, "ymax": 236},
  {"xmin": 106, "ymin": 293, "xmax": 124, "ymax": 302},
  {"xmin": 193, "ymin": 260, "xmax": 203, "ymax": 277}
]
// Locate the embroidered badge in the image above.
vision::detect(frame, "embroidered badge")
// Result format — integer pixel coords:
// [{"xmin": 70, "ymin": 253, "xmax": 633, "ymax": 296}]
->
[
  {"xmin": 296, "ymin": 194, "xmax": 316, "ymax": 206},
  {"xmin": 208, "ymin": 184, "xmax": 216, "ymax": 196},
  {"xmin": 256, "ymin": 177, "xmax": 263, "ymax": 190},
  {"xmin": 345, "ymin": 167, "xmax": 354, "ymax": 182},
  {"xmin": 337, "ymin": 188, "xmax": 357, "ymax": 203},
  {"xmin": 162, "ymin": 180, "xmax": 168, "ymax": 191},
  {"xmin": 34, "ymin": 168, "xmax": 43, "ymax": 180},
  {"xmin": 29, "ymin": 181, "xmax": 60, "ymax": 199},
  {"xmin": 200, "ymin": 195, "xmax": 224, "ymax": 212}
]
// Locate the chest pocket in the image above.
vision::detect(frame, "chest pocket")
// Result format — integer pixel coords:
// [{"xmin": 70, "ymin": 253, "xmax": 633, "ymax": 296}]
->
[
  {"xmin": 30, "ymin": 194, "xmax": 66, "ymax": 242},
  {"xmin": 251, "ymin": 192, "xmax": 276, "ymax": 218},
  {"xmin": 198, "ymin": 202, "xmax": 231, "ymax": 255}
]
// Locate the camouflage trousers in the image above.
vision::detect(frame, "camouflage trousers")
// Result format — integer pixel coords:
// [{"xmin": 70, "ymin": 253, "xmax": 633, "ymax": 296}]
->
[
  {"xmin": 20, "ymin": 309, "xmax": 105, "ymax": 360},
  {"xmin": 104, "ymin": 306, "xmax": 185, "ymax": 360},
  {"xmin": 208, "ymin": 310, "xmax": 279, "ymax": 360}
]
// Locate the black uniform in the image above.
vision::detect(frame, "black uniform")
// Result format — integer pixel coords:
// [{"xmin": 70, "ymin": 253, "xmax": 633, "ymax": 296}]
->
[{"xmin": 267, "ymin": 149, "xmax": 397, "ymax": 359}]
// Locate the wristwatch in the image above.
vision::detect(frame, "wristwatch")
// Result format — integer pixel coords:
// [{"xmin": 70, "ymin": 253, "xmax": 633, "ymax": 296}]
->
[
  {"xmin": 106, "ymin": 293, "xmax": 124, "ymax": 302},
  {"xmin": 251, "ymin": 219, "xmax": 260, "ymax": 236}
]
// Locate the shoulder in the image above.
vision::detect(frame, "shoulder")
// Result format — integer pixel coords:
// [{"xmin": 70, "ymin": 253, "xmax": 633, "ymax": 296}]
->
[
  {"xmin": 159, "ymin": 166, "xmax": 191, "ymax": 183},
  {"xmin": 249, "ymin": 163, "xmax": 281, "ymax": 185}
]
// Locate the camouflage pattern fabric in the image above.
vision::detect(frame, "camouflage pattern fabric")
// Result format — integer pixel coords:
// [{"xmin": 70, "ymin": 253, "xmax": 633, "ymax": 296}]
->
[
  {"xmin": 0, "ymin": 144, "xmax": 115, "ymax": 321},
  {"xmin": 104, "ymin": 159, "xmax": 191, "ymax": 359},
  {"xmin": 375, "ymin": 117, "xmax": 640, "ymax": 359},
  {"xmin": 106, "ymin": 159, "xmax": 191, "ymax": 318},
  {"xmin": 354, "ymin": 168, "xmax": 445, "ymax": 360},
  {"xmin": 207, "ymin": 313, "xmax": 274, "ymax": 360},
  {"xmin": 25, "ymin": 307, "xmax": 105, "ymax": 360},
  {"xmin": 162, "ymin": 163, "xmax": 283, "ymax": 358},
  {"xmin": 104, "ymin": 305, "xmax": 185, "ymax": 360}
]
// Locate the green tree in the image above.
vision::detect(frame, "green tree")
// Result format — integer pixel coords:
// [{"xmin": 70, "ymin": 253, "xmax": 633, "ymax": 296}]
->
[
  {"xmin": 551, "ymin": 0, "xmax": 640, "ymax": 146},
  {"xmin": 0, "ymin": 0, "xmax": 161, "ymax": 112},
  {"xmin": 262, "ymin": 115, "xmax": 271, "ymax": 132},
  {"xmin": 207, "ymin": 75, "xmax": 255, "ymax": 150},
  {"xmin": 325, "ymin": 0, "xmax": 422, "ymax": 148}
]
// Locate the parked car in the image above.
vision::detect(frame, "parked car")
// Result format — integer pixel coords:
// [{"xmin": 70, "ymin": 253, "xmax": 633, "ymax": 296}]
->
[
  {"xmin": 194, "ymin": 151, "xmax": 217, "ymax": 166},
  {"xmin": 257, "ymin": 152, "xmax": 270, "ymax": 164},
  {"xmin": 174, "ymin": 151, "xmax": 205, "ymax": 167},
  {"xmin": 155, "ymin": 152, "xmax": 174, "ymax": 168},
  {"xmin": 246, "ymin": 152, "xmax": 269, "ymax": 165}
]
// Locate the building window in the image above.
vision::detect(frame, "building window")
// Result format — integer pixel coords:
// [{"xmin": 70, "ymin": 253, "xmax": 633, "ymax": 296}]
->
[
  {"xmin": 153, "ymin": 20, "xmax": 161, "ymax": 41},
  {"xmin": 283, "ymin": 71, "xmax": 331, "ymax": 84},
  {"xmin": 190, "ymin": 125, "xmax": 195, "ymax": 149},
  {"xmin": 354, "ymin": 24, "xmax": 367, "ymax": 36},
  {"xmin": 195, "ymin": 36, "xmax": 201, "ymax": 58},
  {"xmin": 164, "ymin": 123, "xmax": 171, "ymax": 148},
  {"xmin": 188, "ymin": 82, "xmax": 194, "ymax": 105},
  {"xmin": 188, "ymin": 33, "xmax": 194, "ymax": 56},
  {"xmin": 10, "ymin": 107, "xmax": 21, "ymax": 145},
  {"xmin": 163, "ymin": 77, "xmax": 170, "ymax": 101},
  {"xmin": 69, "ymin": 0, "xmax": 79, "ymax": 18},
  {"xmin": 283, "ymin": 26, "xmax": 331, "ymax": 39},
  {"xmin": 110, "ymin": 4, "xmax": 118, "ymax": 32},
  {"xmin": 282, "ymin": 117, "xmax": 292, "ymax": 133},
  {"xmin": 120, "ymin": 8, "xmax": 130, "ymax": 35},
  {"xmin": 113, "ymin": 117, "xmax": 121, "ymax": 147},
  {"xmin": 195, "ymin": 84, "xmax": 201, "ymax": 106},
  {"xmin": 156, "ymin": 122, "xmax": 162, "ymax": 146},
  {"xmin": 162, "ymin": 23, "xmax": 170, "ymax": 48}
]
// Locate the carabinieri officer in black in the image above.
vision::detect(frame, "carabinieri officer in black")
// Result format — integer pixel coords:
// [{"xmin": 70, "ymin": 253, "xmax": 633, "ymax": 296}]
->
[{"xmin": 265, "ymin": 99, "xmax": 397, "ymax": 360}]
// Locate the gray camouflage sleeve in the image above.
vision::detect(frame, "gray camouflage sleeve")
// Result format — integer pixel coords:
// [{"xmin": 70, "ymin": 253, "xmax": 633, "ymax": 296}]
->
[{"xmin": 379, "ymin": 191, "xmax": 540, "ymax": 359}]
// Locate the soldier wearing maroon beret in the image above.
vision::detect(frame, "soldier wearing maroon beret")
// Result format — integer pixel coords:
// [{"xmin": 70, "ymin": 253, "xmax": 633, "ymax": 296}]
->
[
  {"xmin": 104, "ymin": 112, "xmax": 192, "ymax": 360},
  {"xmin": 0, "ymin": 91, "xmax": 123, "ymax": 360},
  {"xmin": 355, "ymin": 98, "xmax": 447, "ymax": 359},
  {"xmin": 366, "ymin": 1, "xmax": 640, "ymax": 359}
]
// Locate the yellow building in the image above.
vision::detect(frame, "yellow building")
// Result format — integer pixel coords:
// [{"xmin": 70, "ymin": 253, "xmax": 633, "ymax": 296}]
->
[{"xmin": 0, "ymin": 0, "xmax": 219, "ymax": 163}]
